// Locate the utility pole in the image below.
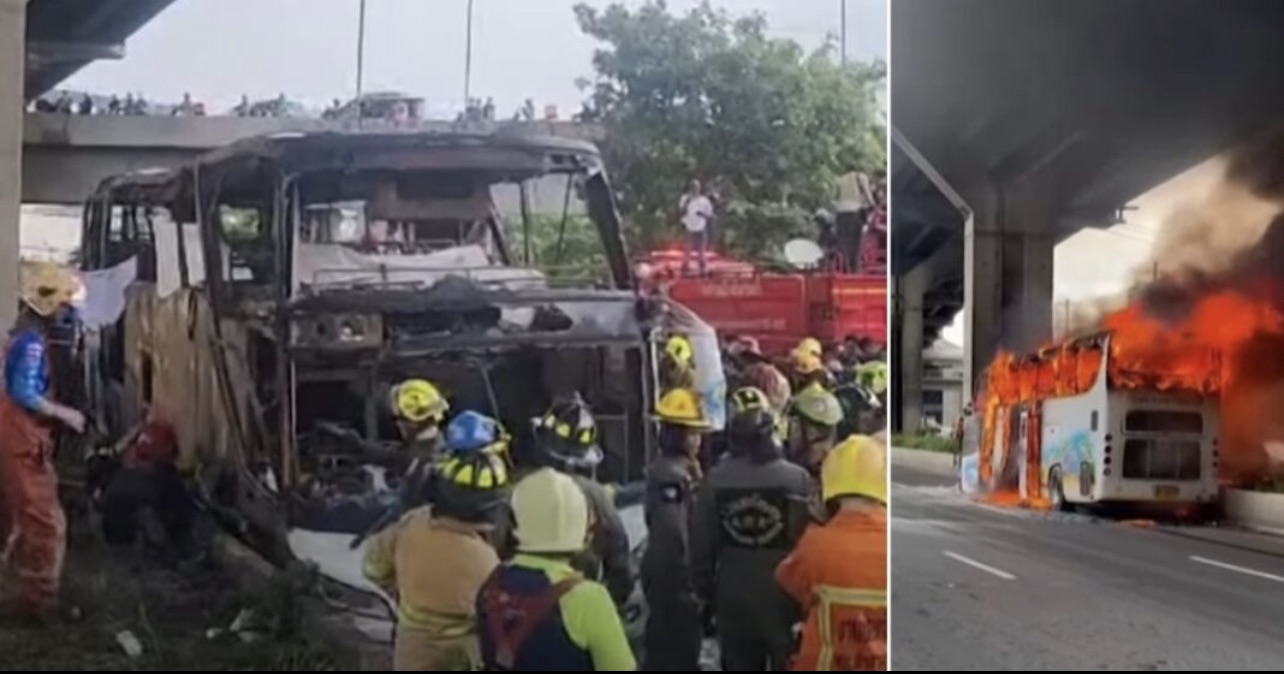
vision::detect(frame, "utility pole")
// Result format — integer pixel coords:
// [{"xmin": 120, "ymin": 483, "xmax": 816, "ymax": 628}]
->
[
  {"xmin": 355, "ymin": 0, "xmax": 367, "ymax": 98},
  {"xmin": 464, "ymin": 0, "xmax": 475, "ymax": 105},
  {"xmin": 840, "ymin": 0, "xmax": 848, "ymax": 66}
]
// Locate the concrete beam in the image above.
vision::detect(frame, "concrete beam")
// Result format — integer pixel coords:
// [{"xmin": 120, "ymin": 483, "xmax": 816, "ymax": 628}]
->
[
  {"xmin": 22, "ymin": 113, "xmax": 605, "ymax": 149},
  {"xmin": 962, "ymin": 180, "xmax": 1056, "ymax": 396},
  {"xmin": 20, "ymin": 113, "xmax": 606, "ymax": 204},
  {"xmin": 0, "ymin": 0, "xmax": 25, "ymax": 330},
  {"xmin": 27, "ymin": 39, "xmax": 124, "ymax": 64},
  {"xmin": 895, "ymin": 264, "xmax": 930, "ymax": 433}
]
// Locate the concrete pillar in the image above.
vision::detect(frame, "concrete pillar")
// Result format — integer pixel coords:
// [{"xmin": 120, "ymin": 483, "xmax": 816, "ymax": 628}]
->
[
  {"xmin": 963, "ymin": 181, "xmax": 1055, "ymax": 395},
  {"xmin": 897, "ymin": 264, "xmax": 928, "ymax": 433},
  {"xmin": 0, "ymin": 0, "xmax": 24, "ymax": 331}
]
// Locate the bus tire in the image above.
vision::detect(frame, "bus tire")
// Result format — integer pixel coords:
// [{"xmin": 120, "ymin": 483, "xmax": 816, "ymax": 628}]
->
[{"xmin": 1048, "ymin": 467, "xmax": 1070, "ymax": 512}]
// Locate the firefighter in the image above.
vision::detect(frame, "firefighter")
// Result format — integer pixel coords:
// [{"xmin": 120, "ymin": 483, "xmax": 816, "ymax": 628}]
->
[
  {"xmin": 790, "ymin": 345, "xmax": 834, "ymax": 391},
  {"xmin": 527, "ymin": 392, "xmax": 633, "ymax": 606},
  {"xmin": 363, "ymin": 447, "xmax": 512, "ymax": 670},
  {"xmin": 785, "ymin": 383, "xmax": 845, "ymax": 479},
  {"xmin": 692, "ymin": 385, "xmax": 813, "ymax": 671},
  {"xmin": 0, "ymin": 263, "xmax": 86, "ymax": 620},
  {"xmin": 641, "ymin": 387, "xmax": 713, "ymax": 670},
  {"xmin": 775, "ymin": 434, "xmax": 888, "ymax": 671},
  {"xmin": 475, "ymin": 468, "xmax": 636, "ymax": 671},
  {"xmin": 660, "ymin": 334, "xmax": 697, "ymax": 391},
  {"xmin": 389, "ymin": 378, "xmax": 450, "ymax": 508}
]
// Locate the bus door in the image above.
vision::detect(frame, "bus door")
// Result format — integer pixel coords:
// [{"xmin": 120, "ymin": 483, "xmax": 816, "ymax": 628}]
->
[
  {"xmin": 1020, "ymin": 407, "xmax": 1042, "ymax": 500},
  {"xmin": 1000, "ymin": 406, "xmax": 1023, "ymax": 491}
]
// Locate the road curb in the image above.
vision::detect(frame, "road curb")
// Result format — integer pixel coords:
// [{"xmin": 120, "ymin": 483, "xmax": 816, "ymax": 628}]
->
[{"xmin": 891, "ymin": 446, "xmax": 957, "ymax": 478}]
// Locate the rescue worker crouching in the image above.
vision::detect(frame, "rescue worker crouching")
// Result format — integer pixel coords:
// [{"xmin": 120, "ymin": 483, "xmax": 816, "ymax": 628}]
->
[
  {"xmin": 775, "ymin": 435, "xmax": 888, "ymax": 671},
  {"xmin": 692, "ymin": 385, "xmax": 813, "ymax": 671},
  {"xmin": 0, "ymin": 262, "xmax": 87, "ymax": 620},
  {"xmin": 641, "ymin": 387, "xmax": 713, "ymax": 671},
  {"xmin": 362, "ymin": 446, "xmax": 512, "ymax": 670},
  {"xmin": 388, "ymin": 378, "xmax": 449, "ymax": 509},
  {"xmin": 527, "ymin": 393, "xmax": 634, "ymax": 606},
  {"xmin": 785, "ymin": 383, "xmax": 845, "ymax": 479},
  {"xmin": 98, "ymin": 417, "xmax": 197, "ymax": 560},
  {"xmin": 476, "ymin": 468, "xmax": 636, "ymax": 671}
]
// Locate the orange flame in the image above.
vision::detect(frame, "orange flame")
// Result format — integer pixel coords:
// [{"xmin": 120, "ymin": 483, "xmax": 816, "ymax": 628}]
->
[{"xmin": 978, "ymin": 286, "xmax": 1284, "ymax": 503}]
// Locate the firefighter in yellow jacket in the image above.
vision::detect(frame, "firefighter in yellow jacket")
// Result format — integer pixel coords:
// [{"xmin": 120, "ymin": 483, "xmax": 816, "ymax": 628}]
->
[{"xmin": 363, "ymin": 447, "xmax": 512, "ymax": 670}]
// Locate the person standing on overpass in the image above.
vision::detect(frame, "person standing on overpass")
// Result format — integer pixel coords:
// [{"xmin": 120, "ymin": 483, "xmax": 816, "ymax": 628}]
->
[
  {"xmin": 775, "ymin": 434, "xmax": 888, "ymax": 670},
  {"xmin": 680, "ymin": 179, "xmax": 714, "ymax": 276}
]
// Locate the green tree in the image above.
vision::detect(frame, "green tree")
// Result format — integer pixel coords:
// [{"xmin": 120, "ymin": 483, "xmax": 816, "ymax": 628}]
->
[{"xmin": 573, "ymin": 0, "xmax": 886, "ymax": 259}]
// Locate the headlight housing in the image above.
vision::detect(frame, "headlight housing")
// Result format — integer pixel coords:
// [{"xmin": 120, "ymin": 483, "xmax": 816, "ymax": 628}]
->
[{"xmin": 291, "ymin": 314, "xmax": 383, "ymax": 349}]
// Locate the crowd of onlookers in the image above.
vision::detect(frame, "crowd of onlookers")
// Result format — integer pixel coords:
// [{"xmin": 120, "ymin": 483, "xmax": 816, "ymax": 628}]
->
[{"xmin": 29, "ymin": 90, "xmax": 567, "ymax": 123}]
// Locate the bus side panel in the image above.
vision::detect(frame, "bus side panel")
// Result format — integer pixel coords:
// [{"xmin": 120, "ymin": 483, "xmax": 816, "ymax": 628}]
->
[{"xmin": 1040, "ymin": 385, "xmax": 1108, "ymax": 504}]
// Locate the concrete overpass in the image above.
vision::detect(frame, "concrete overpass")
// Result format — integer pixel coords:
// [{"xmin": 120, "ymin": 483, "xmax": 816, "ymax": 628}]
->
[
  {"xmin": 21, "ymin": 112, "xmax": 606, "ymax": 204},
  {"xmin": 891, "ymin": 0, "xmax": 1284, "ymax": 432},
  {"xmin": 2, "ymin": 0, "xmax": 180, "ymax": 328}
]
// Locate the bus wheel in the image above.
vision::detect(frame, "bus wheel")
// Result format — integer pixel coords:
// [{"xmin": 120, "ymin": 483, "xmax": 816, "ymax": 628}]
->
[{"xmin": 1048, "ymin": 468, "xmax": 1070, "ymax": 512}]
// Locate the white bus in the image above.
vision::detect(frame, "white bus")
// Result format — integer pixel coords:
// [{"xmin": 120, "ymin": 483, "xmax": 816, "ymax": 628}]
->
[{"xmin": 984, "ymin": 333, "xmax": 1220, "ymax": 512}]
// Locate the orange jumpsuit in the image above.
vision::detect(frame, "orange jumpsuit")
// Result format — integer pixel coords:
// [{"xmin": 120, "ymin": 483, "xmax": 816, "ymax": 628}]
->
[
  {"xmin": 0, "ymin": 395, "xmax": 65, "ymax": 615},
  {"xmin": 774, "ymin": 508, "xmax": 887, "ymax": 671}
]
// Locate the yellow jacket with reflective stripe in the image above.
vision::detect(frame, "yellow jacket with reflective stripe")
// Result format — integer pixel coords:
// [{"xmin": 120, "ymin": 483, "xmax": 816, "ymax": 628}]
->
[
  {"xmin": 775, "ymin": 508, "xmax": 888, "ymax": 670},
  {"xmin": 362, "ymin": 506, "xmax": 500, "ymax": 636}
]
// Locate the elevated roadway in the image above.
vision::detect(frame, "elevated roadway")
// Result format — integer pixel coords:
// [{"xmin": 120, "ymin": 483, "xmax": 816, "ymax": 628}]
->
[
  {"xmin": 891, "ymin": 0, "xmax": 1284, "ymax": 431},
  {"xmin": 21, "ymin": 112, "xmax": 605, "ymax": 204},
  {"xmin": 891, "ymin": 450, "xmax": 1284, "ymax": 671}
]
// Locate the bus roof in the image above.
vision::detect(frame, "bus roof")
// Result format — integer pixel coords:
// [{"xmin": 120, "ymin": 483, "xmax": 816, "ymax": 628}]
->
[
  {"xmin": 90, "ymin": 165, "xmax": 190, "ymax": 202},
  {"xmin": 194, "ymin": 130, "xmax": 602, "ymax": 178}
]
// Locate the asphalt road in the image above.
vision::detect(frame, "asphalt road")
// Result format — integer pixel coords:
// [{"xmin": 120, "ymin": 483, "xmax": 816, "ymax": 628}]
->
[{"xmin": 892, "ymin": 462, "xmax": 1284, "ymax": 671}]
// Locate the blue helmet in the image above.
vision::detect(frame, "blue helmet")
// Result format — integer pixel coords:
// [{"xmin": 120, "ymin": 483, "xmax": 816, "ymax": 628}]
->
[{"xmin": 445, "ymin": 411, "xmax": 500, "ymax": 453}]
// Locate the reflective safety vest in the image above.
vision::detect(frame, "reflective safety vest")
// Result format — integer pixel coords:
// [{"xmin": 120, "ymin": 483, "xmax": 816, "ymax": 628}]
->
[
  {"xmin": 476, "ymin": 562, "xmax": 593, "ymax": 671},
  {"xmin": 811, "ymin": 585, "xmax": 887, "ymax": 670},
  {"xmin": 775, "ymin": 509, "xmax": 888, "ymax": 671}
]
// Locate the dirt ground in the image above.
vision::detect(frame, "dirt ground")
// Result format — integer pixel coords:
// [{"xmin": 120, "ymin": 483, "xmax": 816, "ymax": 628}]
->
[{"xmin": 0, "ymin": 524, "xmax": 352, "ymax": 671}]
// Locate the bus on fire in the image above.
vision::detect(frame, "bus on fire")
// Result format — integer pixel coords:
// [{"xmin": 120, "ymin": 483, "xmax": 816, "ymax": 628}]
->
[{"xmin": 978, "ymin": 331, "xmax": 1220, "ymax": 513}]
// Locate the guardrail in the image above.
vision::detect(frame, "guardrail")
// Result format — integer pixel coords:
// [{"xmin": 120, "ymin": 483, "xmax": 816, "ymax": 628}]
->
[{"xmin": 1222, "ymin": 488, "xmax": 1284, "ymax": 534}]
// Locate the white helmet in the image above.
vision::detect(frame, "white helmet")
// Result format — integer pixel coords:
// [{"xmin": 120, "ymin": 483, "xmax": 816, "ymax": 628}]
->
[{"xmin": 511, "ymin": 468, "xmax": 589, "ymax": 554}]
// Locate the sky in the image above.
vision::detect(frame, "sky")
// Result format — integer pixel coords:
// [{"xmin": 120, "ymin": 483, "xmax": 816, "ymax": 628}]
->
[{"xmin": 62, "ymin": 0, "xmax": 888, "ymax": 116}]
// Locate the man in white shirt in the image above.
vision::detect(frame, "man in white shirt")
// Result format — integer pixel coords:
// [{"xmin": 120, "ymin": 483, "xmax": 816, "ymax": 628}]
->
[{"xmin": 679, "ymin": 179, "xmax": 714, "ymax": 275}]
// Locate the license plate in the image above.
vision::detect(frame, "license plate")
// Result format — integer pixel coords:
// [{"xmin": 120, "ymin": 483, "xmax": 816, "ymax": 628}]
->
[{"xmin": 1154, "ymin": 485, "xmax": 1180, "ymax": 499}]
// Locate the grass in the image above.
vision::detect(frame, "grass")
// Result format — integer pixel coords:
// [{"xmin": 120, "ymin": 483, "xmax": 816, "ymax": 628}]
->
[
  {"xmin": 0, "ymin": 524, "xmax": 349, "ymax": 671},
  {"xmin": 892, "ymin": 432, "xmax": 958, "ymax": 454}
]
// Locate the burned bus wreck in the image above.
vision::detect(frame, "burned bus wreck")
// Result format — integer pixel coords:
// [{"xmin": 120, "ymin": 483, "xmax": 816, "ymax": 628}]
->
[{"xmin": 79, "ymin": 131, "xmax": 674, "ymax": 561}]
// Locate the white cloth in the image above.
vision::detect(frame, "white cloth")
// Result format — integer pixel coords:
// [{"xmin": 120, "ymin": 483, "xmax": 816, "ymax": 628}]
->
[
  {"xmin": 680, "ymin": 194, "xmax": 713, "ymax": 233},
  {"xmin": 78, "ymin": 256, "xmax": 137, "ymax": 328}
]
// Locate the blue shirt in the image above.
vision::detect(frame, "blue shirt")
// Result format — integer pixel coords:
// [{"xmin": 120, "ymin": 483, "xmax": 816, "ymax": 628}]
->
[{"xmin": 4, "ymin": 330, "xmax": 50, "ymax": 412}]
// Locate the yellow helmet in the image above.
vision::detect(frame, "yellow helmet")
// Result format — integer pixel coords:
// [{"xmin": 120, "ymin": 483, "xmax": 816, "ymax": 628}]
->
[
  {"xmin": 821, "ymin": 434, "xmax": 887, "ymax": 504},
  {"xmin": 664, "ymin": 335, "xmax": 694, "ymax": 367},
  {"xmin": 21, "ymin": 262, "xmax": 82, "ymax": 318},
  {"xmin": 511, "ymin": 468, "xmax": 590, "ymax": 553},
  {"xmin": 655, "ymin": 388, "xmax": 710, "ymax": 430},
  {"xmin": 791, "ymin": 349, "xmax": 825, "ymax": 376},
  {"xmin": 389, "ymin": 379, "xmax": 449, "ymax": 423},
  {"xmin": 797, "ymin": 337, "xmax": 823, "ymax": 360}
]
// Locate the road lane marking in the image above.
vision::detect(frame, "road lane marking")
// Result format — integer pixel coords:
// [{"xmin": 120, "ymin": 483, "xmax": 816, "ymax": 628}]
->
[
  {"xmin": 943, "ymin": 550, "xmax": 1017, "ymax": 580},
  {"xmin": 1190, "ymin": 556, "xmax": 1284, "ymax": 584}
]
